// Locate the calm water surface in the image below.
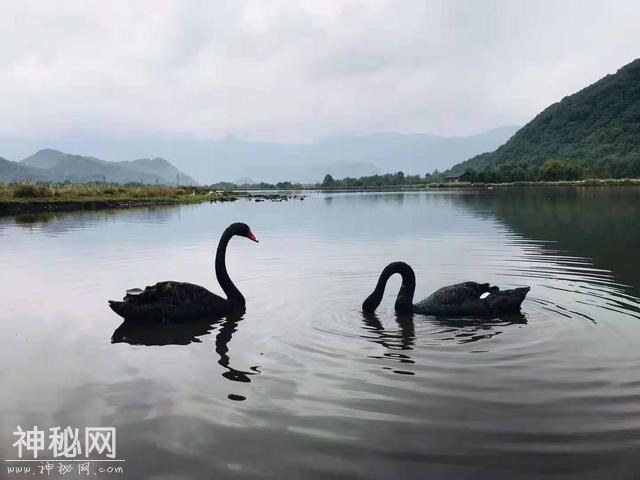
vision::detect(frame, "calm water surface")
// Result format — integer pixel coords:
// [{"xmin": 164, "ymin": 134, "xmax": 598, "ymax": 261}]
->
[{"xmin": 1, "ymin": 188, "xmax": 640, "ymax": 479}]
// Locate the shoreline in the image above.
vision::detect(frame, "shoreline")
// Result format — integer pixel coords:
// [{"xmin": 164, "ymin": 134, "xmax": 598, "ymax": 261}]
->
[
  {"xmin": 0, "ymin": 191, "xmax": 303, "ymax": 215},
  {"xmin": 0, "ymin": 198, "xmax": 209, "ymax": 215},
  {"xmin": 309, "ymin": 178, "xmax": 640, "ymax": 192},
  {"xmin": 235, "ymin": 178, "xmax": 640, "ymax": 193},
  {"xmin": 1, "ymin": 179, "xmax": 637, "ymax": 214}
]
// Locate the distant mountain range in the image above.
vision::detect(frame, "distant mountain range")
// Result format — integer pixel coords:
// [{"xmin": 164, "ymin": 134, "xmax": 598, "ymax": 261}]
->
[
  {"xmin": 0, "ymin": 149, "xmax": 198, "ymax": 185},
  {"xmin": 0, "ymin": 127, "xmax": 518, "ymax": 184},
  {"xmin": 448, "ymin": 58, "xmax": 640, "ymax": 178},
  {"xmin": 176, "ymin": 127, "xmax": 520, "ymax": 183}
]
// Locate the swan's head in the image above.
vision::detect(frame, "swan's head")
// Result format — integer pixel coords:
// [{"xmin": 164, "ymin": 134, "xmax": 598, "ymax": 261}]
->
[
  {"xmin": 362, "ymin": 292, "xmax": 382, "ymax": 313},
  {"xmin": 230, "ymin": 222, "xmax": 259, "ymax": 243}
]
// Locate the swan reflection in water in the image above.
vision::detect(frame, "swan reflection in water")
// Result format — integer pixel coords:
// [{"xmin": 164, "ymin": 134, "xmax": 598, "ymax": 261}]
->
[
  {"xmin": 111, "ymin": 311, "xmax": 260, "ymax": 396},
  {"xmin": 428, "ymin": 312, "xmax": 528, "ymax": 345},
  {"xmin": 362, "ymin": 311, "xmax": 416, "ymax": 375},
  {"xmin": 361, "ymin": 311, "xmax": 528, "ymax": 374}
]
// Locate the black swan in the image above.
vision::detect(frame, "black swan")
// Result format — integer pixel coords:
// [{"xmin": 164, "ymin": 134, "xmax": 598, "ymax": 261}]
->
[
  {"xmin": 362, "ymin": 262, "xmax": 530, "ymax": 317},
  {"xmin": 108, "ymin": 222, "xmax": 258, "ymax": 322}
]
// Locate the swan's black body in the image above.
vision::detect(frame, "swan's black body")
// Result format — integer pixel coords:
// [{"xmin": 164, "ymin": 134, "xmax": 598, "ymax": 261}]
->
[
  {"xmin": 362, "ymin": 262, "xmax": 530, "ymax": 317},
  {"xmin": 108, "ymin": 222, "xmax": 258, "ymax": 322}
]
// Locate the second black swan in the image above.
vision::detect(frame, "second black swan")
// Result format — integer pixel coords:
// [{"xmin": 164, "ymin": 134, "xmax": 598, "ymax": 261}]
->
[
  {"xmin": 363, "ymin": 261, "xmax": 530, "ymax": 317},
  {"xmin": 108, "ymin": 222, "xmax": 258, "ymax": 322}
]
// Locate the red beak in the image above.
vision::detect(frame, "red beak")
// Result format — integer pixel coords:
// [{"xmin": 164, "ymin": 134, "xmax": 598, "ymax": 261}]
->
[{"xmin": 247, "ymin": 230, "xmax": 259, "ymax": 243}]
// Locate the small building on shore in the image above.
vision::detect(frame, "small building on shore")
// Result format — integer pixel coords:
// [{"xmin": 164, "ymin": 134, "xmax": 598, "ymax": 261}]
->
[{"xmin": 445, "ymin": 171, "xmax": 472, "ymax": 183}]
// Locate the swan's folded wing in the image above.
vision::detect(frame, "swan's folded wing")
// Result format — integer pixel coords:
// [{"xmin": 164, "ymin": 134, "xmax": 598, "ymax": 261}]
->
[
  {"xmin": 458, "ymin": 282, "xmax": 497, "ymax": 295},
  {"xmin": 124, "ymin": 281, "xmax": 218, "ymax": 305},
  {"xmin": 427, "ymin": 283, "xmax": 488, "ymax": 305}
]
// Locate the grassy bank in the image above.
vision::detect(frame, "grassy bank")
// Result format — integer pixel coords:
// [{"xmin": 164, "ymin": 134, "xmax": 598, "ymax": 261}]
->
[
  {"xmin": 0, "ymin": 183, "xmax": 235, "ymax": 214},
  {"xmin": 0, "ymin": 183, "xmax": 306, "ymax": 214}
]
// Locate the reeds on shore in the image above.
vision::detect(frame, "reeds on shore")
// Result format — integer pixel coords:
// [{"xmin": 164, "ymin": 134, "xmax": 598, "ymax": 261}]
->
[{"xmin": 0, "ymin": 182, "xmax": 214, "ymax": 203}]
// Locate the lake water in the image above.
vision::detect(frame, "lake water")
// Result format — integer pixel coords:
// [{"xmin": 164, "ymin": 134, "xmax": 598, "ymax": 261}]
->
[{"xmin": 1, "ymin": 188, "xmax": 640, "ymax": 479}]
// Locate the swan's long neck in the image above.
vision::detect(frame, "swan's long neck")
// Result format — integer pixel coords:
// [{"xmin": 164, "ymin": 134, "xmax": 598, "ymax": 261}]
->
[
  {"xmin": 362, "ymin": 262, "xmax": 416, "ymax": 313},
  {"xmin": 215, "ymin": 229, "xmax": 245, "ymax": 307}
]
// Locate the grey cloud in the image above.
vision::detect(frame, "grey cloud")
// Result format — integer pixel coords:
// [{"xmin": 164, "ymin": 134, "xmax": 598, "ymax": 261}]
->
[{"xmin": 0, "ymin": 0, "xmax": 639, "ymax": 144}]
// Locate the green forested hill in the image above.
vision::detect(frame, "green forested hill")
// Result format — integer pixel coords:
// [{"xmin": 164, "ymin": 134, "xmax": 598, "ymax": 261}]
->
[{"xmin": 448, "ymin": 58, "xmax": 640, "ymax": 181}]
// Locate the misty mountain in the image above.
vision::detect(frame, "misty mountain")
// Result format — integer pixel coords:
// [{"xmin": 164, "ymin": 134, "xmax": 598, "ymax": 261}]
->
[
  {"xmin": 175, "ymin": 127, "xmax": 519, "ymax": 183},
  {"xmin": 1, "ymin": 127, "xmax": 518, "ymax": 184},
  {"xmin": 117, "ymin": 157, "xmax": 198, "ymax": 186},
  {"xmin": 8, "ymin": 149, "xmax": 198, "ymax": 185},
  {"xmin": 0, "ymin": 157, "xmax": 50, "ymax": 182},
  {"xmin": 21, "ymin": 148, "xmax": 68, "ymax": 170}
]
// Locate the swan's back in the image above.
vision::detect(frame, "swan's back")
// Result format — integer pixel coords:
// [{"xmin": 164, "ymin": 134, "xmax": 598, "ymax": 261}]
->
[
  {"xmin": 414, "ymin": 282, "xmax": 530, "ymax": 317},
  {"xmin": 109, "ymin": 281, "xmax": 226, "ymax": 322}
]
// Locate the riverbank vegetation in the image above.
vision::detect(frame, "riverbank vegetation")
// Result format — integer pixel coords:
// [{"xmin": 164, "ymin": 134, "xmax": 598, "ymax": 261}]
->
[
  {"xmin": 316, "ymin": 177, "xmax": 640, "ymax": 190},
  {"xmin": 0, "ymin": 182, "xmax": 240, "ymax": 214},
  {"xmin": 1, "ymin": 182, "xmax": 217, "ymax": 202},
  {"xmin": 318, "ymin": 165, "xmax": 640, "ymax": 188},
  {"xmin": 0, "ymin": 182, "xmax": 305, "ymax": 214},
  {"xmin": 209, "ymin": 161, "xmax": 640, "ymax": 191},
  {"xmin": 448, "ymin": 158, "xmax": 640, "ymax": 184}
]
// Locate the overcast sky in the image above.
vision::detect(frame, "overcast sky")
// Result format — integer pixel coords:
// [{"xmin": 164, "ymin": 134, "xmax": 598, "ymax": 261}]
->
[{"xmin": 1, "ymin": 0, "xmax": 639, "ymax": 145}]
